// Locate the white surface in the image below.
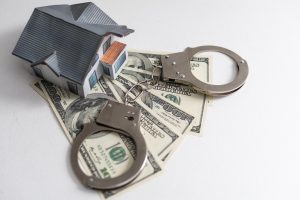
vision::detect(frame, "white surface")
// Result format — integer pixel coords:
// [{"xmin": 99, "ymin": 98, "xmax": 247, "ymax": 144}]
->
[{"xmin": 1, "ymin": 0, "xmax": 300, "ymax": 199}]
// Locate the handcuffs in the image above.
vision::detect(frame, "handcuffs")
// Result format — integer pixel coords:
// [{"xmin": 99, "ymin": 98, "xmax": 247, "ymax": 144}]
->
[
  {"xmin": 71, "ymin": 100, "xmax": 147, "ymax": 189},
  {"xmin": 71, "ymin": 45, "xmax": 249, "ymax": 190}
]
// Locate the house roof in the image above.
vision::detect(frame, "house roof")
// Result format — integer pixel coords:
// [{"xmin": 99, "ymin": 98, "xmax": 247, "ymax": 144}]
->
[
  {"xmin": 12, "ymin": 2, "xmax": 134, "ymax": 84},
  {"xmin": 101, "ymin": 41, "xmax": 126, "ymax": 65}
]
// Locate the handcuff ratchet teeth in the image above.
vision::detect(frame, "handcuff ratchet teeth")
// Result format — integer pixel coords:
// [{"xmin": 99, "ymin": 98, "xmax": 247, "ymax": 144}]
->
[{"xmin": 71, "ymin": 100, "xmax": 147, "ymax": 190}]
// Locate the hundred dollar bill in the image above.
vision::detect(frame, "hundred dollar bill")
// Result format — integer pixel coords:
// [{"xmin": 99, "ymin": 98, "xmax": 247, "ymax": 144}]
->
[
  {"xmin": 32, "ymin": 80, "xmax": 46, "ymax": 100},
  {"xmin": 126, "ymin": 50, "xmax": 211, "ymax": 83},
  {"xmin": 37, "ymin": 80, "xmax": 163, "ymax": 199},
  {"xmin": 100, "ymin": 150, "xmax": 162, "ymax": 199},
  {"xmin": 102, "ymin": 76, "xmax": 180, "ymax": 161},
  {"xmin": 113, "ymin": 75, "xmax": 195, "ymax": 135},
  {"xmin": 122, "ymin": 51, "xmax": 211, "ymax": 135},
  {"xmin": 126, "ymin": 49, "xmax": 166, "ymax": 70},
  {"xmin": 108, "ymin": 76, "xmax": 195, "ymax": 160},
  {"xmin": 120, "ymin": 72, "xmax": 208, "ymax": 135}
]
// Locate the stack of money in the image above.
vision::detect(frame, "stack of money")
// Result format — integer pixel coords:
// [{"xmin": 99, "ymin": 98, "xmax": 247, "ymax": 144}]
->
[{"xmin": 32, "ymin": 50, "xmax": 211, "ymax": 199}]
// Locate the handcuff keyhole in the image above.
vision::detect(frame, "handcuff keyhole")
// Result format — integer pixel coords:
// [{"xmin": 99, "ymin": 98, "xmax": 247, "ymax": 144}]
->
[{"xmin": 125, "ymin": 116, "xmax": 134, "ymax": 121}]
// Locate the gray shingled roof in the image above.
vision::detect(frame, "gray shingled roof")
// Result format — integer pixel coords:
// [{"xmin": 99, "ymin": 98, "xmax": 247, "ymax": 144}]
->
[{"xmin": 12, "ymin": 2, "xmax": 134, "ymax": 84}]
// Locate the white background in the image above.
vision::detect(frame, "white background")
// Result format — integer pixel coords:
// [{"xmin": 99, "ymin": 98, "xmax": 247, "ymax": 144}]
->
[{"xmin": 1, "ymin": 0, "xmax": 300, "ymax": 199}]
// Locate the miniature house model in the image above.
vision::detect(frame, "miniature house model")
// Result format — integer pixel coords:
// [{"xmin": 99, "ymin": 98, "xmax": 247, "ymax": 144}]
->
[{"xmin": 12, "ymin": 2, "xmax": 133, "ymax": 96}]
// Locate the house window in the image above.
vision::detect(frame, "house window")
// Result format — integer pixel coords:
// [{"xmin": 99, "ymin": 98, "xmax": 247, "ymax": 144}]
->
[
  {"xmin": 34, "ymin": 67, "xmax": 43, "ymax": 78},
  {"xmin": 89, "ymin": 71, "xmax": 97, "ymax": 89},
  {"xmin": 114, "ymin": 52, "xmax": 126, "ymax": 73},
  {"xmin": 91, "ymin": 54, "xmax": 99, "ymax": 66},
  {"xmin": 103, "ymin": 37, "xmax": 111, "ymax": 54},
  {"xmin": 67, "ymin": 81, "xmax": 78, "ymax": 95}
]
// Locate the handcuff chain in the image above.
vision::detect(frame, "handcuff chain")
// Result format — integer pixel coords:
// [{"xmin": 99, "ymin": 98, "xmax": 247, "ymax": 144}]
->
[{"xmin": 124, "ymin": 66, "xmax": 161, "ymax": 105}]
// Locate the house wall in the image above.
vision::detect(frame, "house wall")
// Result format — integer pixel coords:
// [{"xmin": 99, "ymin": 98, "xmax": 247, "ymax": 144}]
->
[
  {"xmin": 111, "ymin": 48, "xmax": 128, "ymax": 79},
  {"xmin": 34, "ymin": 34, "xmax": 117, "ymax": 97},
  {"xmin": 82, "ymin": 34, "xmax": 115, "ymax": 96},
  {"xmin": 35, "ymin": 64, "xmax": 61, "ymax": 86},
  {"xmin": 33, "ymin": 64, "xmax": 84, "ymax": 96}
]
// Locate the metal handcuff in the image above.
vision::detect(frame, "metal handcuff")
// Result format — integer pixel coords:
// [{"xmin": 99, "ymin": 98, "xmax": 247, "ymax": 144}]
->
[
  {"xmin": 71, "ymin": 99, "xmax": 147, "ymax": 190},
  {"xmin": 71, "ymin": 45, "xmax": 249, "ymax": 190}
]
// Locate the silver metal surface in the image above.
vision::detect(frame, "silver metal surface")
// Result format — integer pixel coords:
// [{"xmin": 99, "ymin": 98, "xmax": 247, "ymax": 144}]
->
[
  {"xmin": 71, "ymin": 100, "xmax": 147, "ymax": 190},
  {"xmin": 124, "ymin": 82, "xmax": 144, "ymax": 104},
  {"xmin": 161, "ymin": 45, "xmax": 249, "ymax": 96}
]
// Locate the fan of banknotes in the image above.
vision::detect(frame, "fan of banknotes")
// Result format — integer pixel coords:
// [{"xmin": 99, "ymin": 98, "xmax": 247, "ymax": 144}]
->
[{"xmin": 32, "ymin": 50, "xmax": 211, "ymax": 199}]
